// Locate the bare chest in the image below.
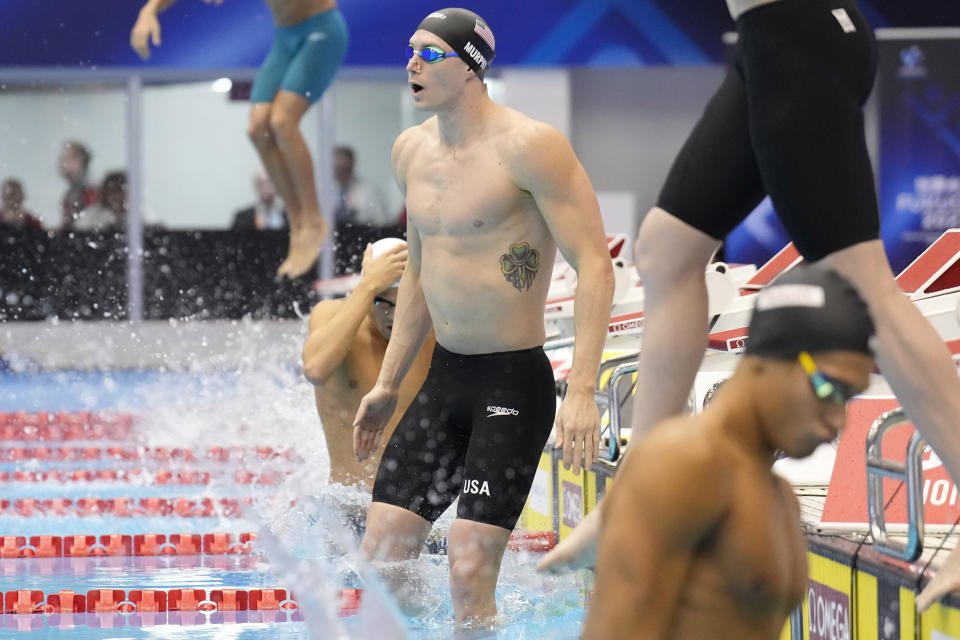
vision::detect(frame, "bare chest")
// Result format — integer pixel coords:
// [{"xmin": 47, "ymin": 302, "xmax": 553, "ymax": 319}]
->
[
  {"xmin": 709, "ymin": 476, "xmax": 807, "ymax": 615},
  {"xmin": 405, "ymin": 147, "xmax": 532, "ymax": 237}
]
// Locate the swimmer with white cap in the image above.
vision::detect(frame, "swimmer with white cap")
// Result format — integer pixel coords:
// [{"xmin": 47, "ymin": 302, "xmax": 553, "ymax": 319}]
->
[
  {"xmin": 351, "ymin": 7, "xmax": 615, "ymax": 629},
  {"xmin": 585, "ymin": 265, "xmax": 875, "ymax": 640},
  {"xmin": 302, "ymin": 238, "xmax": 435, "ymax": 494}
]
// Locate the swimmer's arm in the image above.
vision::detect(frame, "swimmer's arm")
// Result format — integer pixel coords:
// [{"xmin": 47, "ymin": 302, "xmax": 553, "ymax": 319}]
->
[
  {"xmin": 301, "ymin": 295, "xmax": 370, "ymax": 385},
  {"xmin": 373, "ymin": 134, "xmax": 433, "ymax": 392},
  {"xmin": 376, "ymin": 223, "xmax": 432, "ymax": 391},
  {"xmin": 583, "ymin": 434, "xmax": 728, "ymax": 639},
  {"xmin": 131, "ymin": 0, "xmax": 180, "ymax": 59},
  {"xmin": 138, "ymin": 0, "xmax": 180, "ymax": 12},
  {"xmin": 512, "ymin": 123, "xmax": 614, "ymax": 396}
]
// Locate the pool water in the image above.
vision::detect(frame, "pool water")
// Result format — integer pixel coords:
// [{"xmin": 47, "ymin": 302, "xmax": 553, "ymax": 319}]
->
[{"xmin": 0, "ymin": 367, "xmax": 587, "ymax": 639}]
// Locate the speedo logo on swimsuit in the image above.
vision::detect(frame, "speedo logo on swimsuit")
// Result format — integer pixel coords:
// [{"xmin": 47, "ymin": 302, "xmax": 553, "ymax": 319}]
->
[
  {"xmin": 486, "ymin": 405, "xmax": 518, "ymax": 417},
  {"xmin": 463, "ymin": 42, "xmax": 488, "ymax": 70},
  {"xmin": 463, "ymin": 479, "xmax": 491, "ymax": 496},
  {"xmin": 308, "ymin": 32, "xmax": 327, "ymax": 42}
]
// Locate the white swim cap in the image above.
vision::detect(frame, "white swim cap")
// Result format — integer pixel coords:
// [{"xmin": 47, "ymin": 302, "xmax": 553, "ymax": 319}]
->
[
  {"xmin": 364, "ymin": 237, "xmax": 407, "ymax": 290},
  {"xmin": 370, "ymin": 237, "xmax": 407, "ymax": 259}
]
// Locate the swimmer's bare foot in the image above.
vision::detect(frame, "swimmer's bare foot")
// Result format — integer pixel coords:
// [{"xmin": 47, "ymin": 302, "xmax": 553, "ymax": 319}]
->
[
  {"xmin": 917, "ymin": 544, "xmax": 960, "ymax": 612},
  {"xmin": 536, "ymin": 503, "xmax": 602, "ymax": 574},
  {"xmin": 278, "ymin": 219, "xmax": 327, "ymax": 278}
]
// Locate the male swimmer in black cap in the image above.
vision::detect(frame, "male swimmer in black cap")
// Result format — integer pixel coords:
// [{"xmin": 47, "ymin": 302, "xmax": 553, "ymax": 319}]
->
[
  {"xmin": 351, "ymin": 7, "xmax": 615, "ymax": 628},
  {"xmin": 586, "ymin": 265, "xmax": 875, "ymax": 640},
  {"xmin": 543, "ymin": 0, "xmax": 960, "ymax": 611}
]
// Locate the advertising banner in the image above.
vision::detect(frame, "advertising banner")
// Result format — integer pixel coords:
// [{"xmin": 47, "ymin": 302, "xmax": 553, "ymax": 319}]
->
[{"xmin": 877, "ymin": 38, "xmax": 960, "ymax": 273}]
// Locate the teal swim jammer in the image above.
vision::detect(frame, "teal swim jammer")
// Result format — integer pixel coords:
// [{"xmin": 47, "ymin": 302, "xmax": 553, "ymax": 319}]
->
[{"xmin": 250, "ymin": 9, "xmax": 348, "ymax": 105}]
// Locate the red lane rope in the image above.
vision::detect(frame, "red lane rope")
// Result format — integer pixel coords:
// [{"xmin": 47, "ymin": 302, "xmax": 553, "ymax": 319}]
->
[
  {"xmin": 0, "ymin": 412, "xmax": 135, "ymax": 442},
  {"xmin": 0, "ymin": 445, "xmax": 300, "ymax": 464},
  {"xmin": 1, "ymin": 532, "xmax": 258, "ymax": 558},
  {"xmin": 0, "ymin": 468, "xmax": 291, "ymax": 486},
  {"xmin": 0, "ymin": 587, "xmax": 369, "ymax": 628},
  {"xmin": 0, "ymin": 530, "xmax": 555, "ymax": 558},
  {"xmin": 0, "ymin": 496, "xmax": 258, "ymax": 518}
]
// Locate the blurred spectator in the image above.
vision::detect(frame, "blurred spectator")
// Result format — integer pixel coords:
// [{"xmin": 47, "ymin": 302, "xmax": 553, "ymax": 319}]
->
[
  {"xmin": 59, "ymin": 140, "xmax": 98, "ymax": 228},
  {"xmin": 72, "ymin": 171, "xmax": 127, "ymax": 231},
  {"xmin": 0, "ymin": 179, "xmax": 43, "ymax": 230},
  {"xmin": 333, "ymin": 146, "xmax": 393, "ymax": 227},
  {"xmin": 231, "ymin": 170, "xmax": 288, "ymax": 231}
]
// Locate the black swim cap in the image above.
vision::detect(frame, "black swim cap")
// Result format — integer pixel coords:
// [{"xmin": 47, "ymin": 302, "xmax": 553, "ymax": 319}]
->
[
  {"xmin": 417, "ymin": 8, "xmax": 496, "ymax": 79},
  {"xmin": 745, "ymin": 264, "xmax": 875, "ymax": 359}
]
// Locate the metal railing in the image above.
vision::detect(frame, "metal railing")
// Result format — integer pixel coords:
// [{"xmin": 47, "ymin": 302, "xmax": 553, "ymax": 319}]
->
[
  {"xmin": 604, "ymin": 360, "xmax": 640, "ymax": 462},
  {"xmin": 865, "ymin": 409, "xmax": 927, "ymax": 561}
]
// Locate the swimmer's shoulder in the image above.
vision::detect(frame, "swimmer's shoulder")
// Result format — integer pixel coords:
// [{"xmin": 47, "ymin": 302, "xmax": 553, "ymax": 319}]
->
[
  {"xmin": 307, "ymin": 298, "xmax": 346, "ymax": 333},
  {"xmin": 625, "ymin": 416, "xmax": 734, "ymax": 489},
  {"xmin": 394, "ymin": 118, "xmax": 437, "ymax": 157},
  {"xmin": 494, "ymin": 108, "xmax": 576, "ymax": 175},
  {"xmin": 391, "ymin": 118, "xmax": 438, "ymax": 186},
  {"xmin": 616, "ymin": 417, "xmax": 733, "ymax": 528}
]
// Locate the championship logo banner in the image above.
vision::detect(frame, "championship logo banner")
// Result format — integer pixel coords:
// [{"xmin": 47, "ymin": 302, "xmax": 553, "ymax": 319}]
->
[{"xmin": 877, "ymin": 37, "xmax": 960, "ymax": 273}]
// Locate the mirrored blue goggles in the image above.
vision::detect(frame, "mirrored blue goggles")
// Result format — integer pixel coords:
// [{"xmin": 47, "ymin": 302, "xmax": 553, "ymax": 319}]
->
[{"xmin": 407, "ymin": 44, "xmax": 459, "ymax": 63}]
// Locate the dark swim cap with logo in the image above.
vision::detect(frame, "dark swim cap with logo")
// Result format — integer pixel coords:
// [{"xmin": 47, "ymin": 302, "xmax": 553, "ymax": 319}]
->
[
  {"xmin": 417, "ymin": 8, "xmax": 496, "ymax": 79},
  {"xmin": 744, "ymin": 264, "xmax": 875, "ymax": 359}
]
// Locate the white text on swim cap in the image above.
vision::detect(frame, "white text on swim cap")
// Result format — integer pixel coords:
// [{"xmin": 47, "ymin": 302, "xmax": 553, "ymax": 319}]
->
[
  {"xmin": 426, "ymin": 12, "xmax": 446, "ymax": 19},
  {"xmin": 756, "ymin": 284, "xmax": 826, "ymax": 311},
  {"xmin": 463, "ymin": 42, "xmax": 488, "ymax": 70}
]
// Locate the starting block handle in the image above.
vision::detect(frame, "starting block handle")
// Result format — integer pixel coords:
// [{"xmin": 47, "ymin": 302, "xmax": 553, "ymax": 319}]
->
[
  {"xmin": 865, "ymin": 409, "xmax": 926, "ymax": 562},
  {"xmin": 606, "ymin": 361, "xmax": 639, "ymax": 463}
]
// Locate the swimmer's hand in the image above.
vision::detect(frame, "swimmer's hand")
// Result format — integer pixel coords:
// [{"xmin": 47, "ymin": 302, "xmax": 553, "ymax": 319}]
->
[
  {"xmin": 130, "ymin": 10, "xmax": 162, "ymax": 60},
  {"xmin": 555, "ymin": 388, "xmax": 600, "ymax": 475},
  {"xmin": 353, "ymin": 385, "xmax": 399, "ymax": 462},
  {"xmin": 536, "ymin": 504, "xmax": 602, "ymax": 574},
  {"xmin": 360, "ymin": 243, "xmax": 408, "ymax": 292}
]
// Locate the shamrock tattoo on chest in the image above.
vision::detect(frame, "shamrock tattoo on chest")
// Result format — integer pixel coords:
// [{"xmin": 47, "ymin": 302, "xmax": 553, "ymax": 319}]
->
[{"xmin": 500, "ymin": 242, "xmax": 540, "ymax": 292}]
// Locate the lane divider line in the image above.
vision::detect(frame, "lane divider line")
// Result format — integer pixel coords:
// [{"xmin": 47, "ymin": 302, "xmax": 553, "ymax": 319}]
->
[
  {"xmin": 0, "ymin": 468, "xmax": 292, "ymax": 486},
  {"xmin": 0, "ymin": 530, "xmax": 555, "ymax": 559},
  {"xmin": 0, "ymin": 496, "xmax": 256, "ymax": 518},
  {"xmin": 1, "ymin": 532, "xmax": 258, "ymax": 558},
  {"xmin": 0, "ymin": 445, "xmax": 300, "ymax": 464},
  {"xmin": 0, "ymin": 588, "xmax": 308, "ymax": 629},
  {"xmin": 0, "ymin": 412, "xmax": 135, "ymax": 442}
]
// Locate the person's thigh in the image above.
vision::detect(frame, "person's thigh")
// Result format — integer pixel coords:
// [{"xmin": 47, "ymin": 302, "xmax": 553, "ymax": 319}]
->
[
  {"xmin": 739, "ymin": 0, "xmax": 879, "ymax": 261},
  {"xmin": 371, "ymin": 354, "xmax": 471, "ymax": 525},
  {"xmin": 250, "ymin": 34, "xmax": 293, "ymax": 104},
  {"xmin": 456, "ymin": 348, "xmax": 556, "ymax": 531},
  {"xmin": 281, "ymin": 10, "xmax": 349, "ymax": 104},
  {"xmin": 657, "ymin": 63, "xmax": 766, "ymax": 241}
]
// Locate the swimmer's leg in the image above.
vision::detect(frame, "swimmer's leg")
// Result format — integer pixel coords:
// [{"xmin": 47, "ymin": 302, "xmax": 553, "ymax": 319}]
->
[
  {"xmin": 268, "ymin": 90, "xmax": 328, "ymax": 278},
  {"xmin": 632, "ymin": 208, "xmax": 720, "ymax": 436},
  {"xmin": 631, "ymin": 66, "xmax": 760, "ymax": 437},
  {"xmin": 447, "ymin": 518, "xmax": 511, "ymax": 628},
  {"xmin": 248, "ymin": 101, "xmax": 304, "ymax": 235},
  {"xmin": 360, "ymin": 502, "xmax": 433, "ymax": 614}
]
